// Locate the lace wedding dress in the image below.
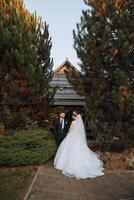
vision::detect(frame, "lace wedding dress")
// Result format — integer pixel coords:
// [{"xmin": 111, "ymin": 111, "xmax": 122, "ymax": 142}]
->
[{"xmin": 54, "ymin": 114, "xmax": 104, "ymax": 179}]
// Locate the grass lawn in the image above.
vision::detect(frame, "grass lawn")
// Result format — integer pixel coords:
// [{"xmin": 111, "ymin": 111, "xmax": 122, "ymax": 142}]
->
[{"xmin": 0, "ymin": 166, "xmax": 37, "ymax": 200}]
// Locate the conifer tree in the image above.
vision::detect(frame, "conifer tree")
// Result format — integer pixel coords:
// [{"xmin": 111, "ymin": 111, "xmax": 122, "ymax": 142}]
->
[
  {"xmin": 66, "ymin": 0, "xmax": 134, "ymax": 149},
  {"xmin": 0, "ymin": 0, "xmax": 54, "ymax": 129}
]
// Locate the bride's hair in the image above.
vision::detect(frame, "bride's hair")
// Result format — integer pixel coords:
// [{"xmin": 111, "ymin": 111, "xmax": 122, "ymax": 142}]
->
[{"xmin": 72, "ymin": 109, "xmax": 80, "ymax": 116}]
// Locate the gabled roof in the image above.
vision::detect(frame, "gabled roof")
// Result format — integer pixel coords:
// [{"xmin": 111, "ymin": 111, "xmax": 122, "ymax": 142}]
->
[{"xmin": 53, "ymin": 58, "xmax": 78, "ymax": 74}]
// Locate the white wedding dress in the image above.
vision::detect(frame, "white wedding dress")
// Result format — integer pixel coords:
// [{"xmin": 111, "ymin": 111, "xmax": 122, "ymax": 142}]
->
[{"xmin": 54, "ymin": 114, "xmax": 104, "ymax": 179}]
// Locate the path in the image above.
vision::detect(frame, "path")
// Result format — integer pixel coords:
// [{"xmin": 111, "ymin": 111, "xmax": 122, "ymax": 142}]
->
[{"xmin": 24, "ymin": 161, "xmax": 134, "ymax": 200}]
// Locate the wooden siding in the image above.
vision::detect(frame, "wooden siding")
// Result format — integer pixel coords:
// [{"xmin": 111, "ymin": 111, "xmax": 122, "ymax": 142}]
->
[{"xmin": 50, "ymin": 60, "xmax": 85, "ymax": 106}]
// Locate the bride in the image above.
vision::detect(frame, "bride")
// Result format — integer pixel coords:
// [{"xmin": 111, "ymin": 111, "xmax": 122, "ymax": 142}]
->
[{"xmin": 54, "ymin": 112, "xmax": 104, "ymax": 179}]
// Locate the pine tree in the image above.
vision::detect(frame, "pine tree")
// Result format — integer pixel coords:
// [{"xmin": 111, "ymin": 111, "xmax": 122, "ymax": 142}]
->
[
  {"xmin": 35, "ymin": 20, "xmax": 54, "ymax": 103},
  {"xmin": 0, "ymin": 0, "xmax": 54, "ymax": 129},
  {"xmin": 66, "ymin": 0, "xmax": 134, "ymax": 149}
]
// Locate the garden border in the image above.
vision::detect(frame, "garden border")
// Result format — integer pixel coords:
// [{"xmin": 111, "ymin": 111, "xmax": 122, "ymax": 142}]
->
[{"xmin": 23, "ymin": 166, "xmax": 41, "ymax": 200}]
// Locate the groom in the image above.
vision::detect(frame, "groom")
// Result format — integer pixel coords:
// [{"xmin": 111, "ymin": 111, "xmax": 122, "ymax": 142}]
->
[{"xmin": 53, "ymin": 111, "xmax": 71, "ymax": 147}]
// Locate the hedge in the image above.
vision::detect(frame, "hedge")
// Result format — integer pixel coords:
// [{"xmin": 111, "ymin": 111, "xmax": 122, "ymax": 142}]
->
[{"xmin": 0, "ymin": 128, "xmax": 57, "ymax": 166}]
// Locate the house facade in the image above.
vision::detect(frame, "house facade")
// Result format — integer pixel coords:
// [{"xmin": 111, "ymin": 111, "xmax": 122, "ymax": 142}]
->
[{"xmin": 50, "ymin": 59, "xmax": 85, "ymax": 107}]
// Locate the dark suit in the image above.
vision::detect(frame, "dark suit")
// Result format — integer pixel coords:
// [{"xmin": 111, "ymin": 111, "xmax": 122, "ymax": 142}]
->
[{"xmin": 53, "ymin": 118, "xmax": 71, "ymax": 147}]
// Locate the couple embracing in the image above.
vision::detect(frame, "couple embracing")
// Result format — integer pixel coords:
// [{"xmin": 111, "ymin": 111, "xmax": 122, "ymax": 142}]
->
[
  {"xmin": 53, "ymin": 110, "xmax": 105, "ymax": 180},
  {"xmin": 53, "ymin": 110, "xmax": 77, "ymax": 147}
]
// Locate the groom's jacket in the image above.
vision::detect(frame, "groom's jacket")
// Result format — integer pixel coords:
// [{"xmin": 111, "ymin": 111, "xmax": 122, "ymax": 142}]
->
[{"xmin": 53, "ymin": 118, "xmax": 71, "ymax": 139}]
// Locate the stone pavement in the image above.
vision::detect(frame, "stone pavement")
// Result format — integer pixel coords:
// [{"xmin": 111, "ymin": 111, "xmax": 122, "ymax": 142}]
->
[{"xmin": 24, "ymin": 161, "xmax": 134, "ymax": 200}]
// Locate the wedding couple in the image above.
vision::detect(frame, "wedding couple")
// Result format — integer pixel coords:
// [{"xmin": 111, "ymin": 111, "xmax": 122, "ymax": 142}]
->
[{"xmin": 53, "ymin": 110, "xmax": 104, "ymax": 179}]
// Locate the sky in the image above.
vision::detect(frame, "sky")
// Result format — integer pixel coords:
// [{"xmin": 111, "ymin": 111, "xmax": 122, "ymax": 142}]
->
[{"xmin": 24, "ymin": 0, "xmax": 88, "ymax": 69}]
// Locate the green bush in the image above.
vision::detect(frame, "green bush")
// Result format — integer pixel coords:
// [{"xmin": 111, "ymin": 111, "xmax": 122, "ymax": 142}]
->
[
  {"xmin": 110, "ymin": 139, "xmax": 127, "ymax": 152},
  {"xmin": 0, "ymin": 128, "xmax": 57, "ymax": 167},
  {"xmin": 96, "ymin": 122, "xmax": 115, "ymax": 151}
]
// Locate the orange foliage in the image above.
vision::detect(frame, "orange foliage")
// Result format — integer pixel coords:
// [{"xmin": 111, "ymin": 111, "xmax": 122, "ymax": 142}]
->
[
  {"xmin": 3, "ymin": 12, "xmax": 9, "ymax": 19},
  {"xmin": 0, "ymin": 122, "xmax": 5, "ymax": 134},
  {"xmin": 20, "ymin": 86, "xmax": 27, "ymax": 93},
  {"xmin": 85, "ymin": 0, "xmax": 130, "ymax": 15},
  {"xmin": 115, "ymin": 0, "xmax": 130, "ymax": 10},
  {"xmin": 118, "ymin": 85, "xmax": 131, "ymax": 103}
]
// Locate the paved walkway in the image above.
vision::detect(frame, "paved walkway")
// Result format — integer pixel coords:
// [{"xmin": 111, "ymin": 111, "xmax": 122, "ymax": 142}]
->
[{"xmin": 24, "ymin": 161, "xmax": 134, "ymax": 200}]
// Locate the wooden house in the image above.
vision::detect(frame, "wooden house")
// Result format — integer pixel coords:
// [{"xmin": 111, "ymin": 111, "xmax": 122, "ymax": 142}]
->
[{"xmin": 50, "ymin": 59, "xmax": 85, "ymax": 107}]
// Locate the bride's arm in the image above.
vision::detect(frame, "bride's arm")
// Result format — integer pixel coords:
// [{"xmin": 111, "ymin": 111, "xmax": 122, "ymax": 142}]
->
[{"xmin": 67, "ymin": 121, "xmax": 76, "ymax": 133}]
